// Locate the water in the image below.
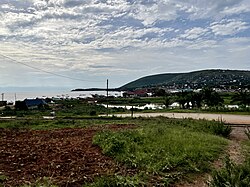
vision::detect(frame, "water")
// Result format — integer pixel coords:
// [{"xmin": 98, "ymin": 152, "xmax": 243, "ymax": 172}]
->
[{"xmin": 2, "ymin": 91, "xmax": 123, "ymax": 103}]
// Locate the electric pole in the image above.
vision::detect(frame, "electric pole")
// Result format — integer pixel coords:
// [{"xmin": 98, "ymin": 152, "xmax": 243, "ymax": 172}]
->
[
  {"xmin": 106, "ymin": 79, "xmax": 109, "ymax": 116},
  {"xmin": 1, "ymin": 93, "xmax": 4, "ymax": 101}
]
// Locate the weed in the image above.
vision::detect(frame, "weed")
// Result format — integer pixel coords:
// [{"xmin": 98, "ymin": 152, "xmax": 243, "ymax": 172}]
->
[
  {"xmin": 93, "ymin": 120, "xmax": 228, "ymax": 185},
  {"xmin": 0, "ymin": 175, "xmax": 8, "ymax": 187},
  {"xmin": 84, "ymin": 174, "xmax": 143, "ymax": 187},
  {"xmin": 209, "ymin": 156, "xmax": 250, "ymax": 187},
  {"xmin": 21, "ymin": 177, "xmax": 57, "ymax": 187},
  {"xmin": 245, "ymin": 126, "xmax": 250, "ymax": 140}
]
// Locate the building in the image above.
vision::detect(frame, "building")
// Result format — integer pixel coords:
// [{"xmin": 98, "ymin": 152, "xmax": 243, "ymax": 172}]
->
[{"xmin": 15, "ymin": 98, "xmax": 47, "ymax": 110}]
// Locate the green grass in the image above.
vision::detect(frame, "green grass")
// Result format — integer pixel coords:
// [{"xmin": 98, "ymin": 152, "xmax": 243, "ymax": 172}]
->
[
  {"xmin": 210, "ymin": 156, "xmax": 250, "ymax": 187},
  {"xmin": 209, "ymin": 126, "xmax": 250, "ymax": 187},
  {"xmin": 92, "ymin": 118, "xmax": 229, "ymax": 186},
  {"xmin": 210, "ymin": 141, "xmax": 250, "ymax": 187},
  {"xmin": 0, "ymin": 117, "xmax": 231, "ymax": 186}
]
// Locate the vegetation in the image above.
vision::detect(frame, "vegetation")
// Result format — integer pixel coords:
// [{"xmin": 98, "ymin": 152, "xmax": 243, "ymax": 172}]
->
[
  {"xmin": 246, "ymin": 127, "xmax": 250, "ymax": 140},
  {"xmin": 0, "ymin": 117, "xmax": 232, "ymax": 186},
  {"xmin": 119, "ymin": 69, "xmax": 250, "ymax": 90},
  {"xmin": 210, "ymin": 139, "xmax": 250, "ymax": 187},
  {"xmin": 210, "ymin": 156, "xmax": 250, "ymax": 187},
  {"xmin": 21, "ymin": 177, "xmax": 57, "ymax": 187},
  {"xmin": 92, "ymin": 118, "xmax": 229, "ymax": 186}
]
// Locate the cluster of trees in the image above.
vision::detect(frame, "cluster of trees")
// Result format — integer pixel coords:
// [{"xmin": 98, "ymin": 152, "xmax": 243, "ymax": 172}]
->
[
  {"xmin": 166, "ymin": 88, "xmax": 223, "ymax": 109},
  {"xmin": 232, "ymin": 91, "xmax": 250, "ymax": 106},
  {"xmin": 157, "ymin": 88, "xmax": 249, "ymax": 109}
]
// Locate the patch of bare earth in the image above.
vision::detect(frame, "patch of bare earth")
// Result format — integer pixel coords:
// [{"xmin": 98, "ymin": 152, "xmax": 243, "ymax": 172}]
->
[
  {"xmin": 175, "ymin": 126, "xmax": 249, "ymax": 187},
  {"xmin": 0, "ymin": 124, "xmax": 137, "ymax": 187}
]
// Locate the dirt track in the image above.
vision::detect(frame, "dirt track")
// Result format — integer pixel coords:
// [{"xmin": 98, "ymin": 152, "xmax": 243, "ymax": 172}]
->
[
  {"xmin": 114, "ymin": 112, "xmax": 250, "ymax": 125},
  {"xmin": 0, "ymin": 125, "xmax": 137, "ymax": 187}
]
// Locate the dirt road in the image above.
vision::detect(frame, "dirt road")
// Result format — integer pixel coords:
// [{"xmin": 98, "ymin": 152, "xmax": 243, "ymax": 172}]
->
[{"xmin": 114, "ymin": 112, "xmax": 250, "ymax": 125}]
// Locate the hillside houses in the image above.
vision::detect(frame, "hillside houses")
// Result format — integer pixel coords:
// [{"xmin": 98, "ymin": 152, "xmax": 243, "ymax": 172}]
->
[{"xmin": 123, "ymin": 89, "xmax": 151, "ymax": 98}]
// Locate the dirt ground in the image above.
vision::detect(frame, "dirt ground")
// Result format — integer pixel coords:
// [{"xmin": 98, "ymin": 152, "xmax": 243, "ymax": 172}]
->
[
  {"xmin": 0, "ymin": 124, "xmax": 137, "ymax": 187},
  {"xmin": 1, "ymin": 122, "xmax": 249, "ymax": 187},
  {"xmin": 114, "ymin": 112, "xmax": 250, "ymax": 125}
]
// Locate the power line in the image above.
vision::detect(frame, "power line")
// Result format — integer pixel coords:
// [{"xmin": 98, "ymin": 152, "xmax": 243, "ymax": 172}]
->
[{"xmin": 0, "ymin": 53, "xmax": 103, "ymax": 82}]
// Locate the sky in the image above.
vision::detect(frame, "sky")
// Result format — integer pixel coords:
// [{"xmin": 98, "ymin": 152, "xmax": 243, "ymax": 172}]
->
[{"xmin": 0, "ymin": 0, "xmax": 250, "ymax": 90}]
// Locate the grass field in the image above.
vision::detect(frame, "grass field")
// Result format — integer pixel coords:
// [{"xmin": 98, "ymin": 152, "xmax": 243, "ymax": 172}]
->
[{"xmin": 0, "ymin": 117, "xmax": 233, "ymax": 186}]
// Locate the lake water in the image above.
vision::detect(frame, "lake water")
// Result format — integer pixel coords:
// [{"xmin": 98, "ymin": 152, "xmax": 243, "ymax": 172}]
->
[{"xmin": 2, "ymin": 91, "xmax": 123, "ymax": 103}]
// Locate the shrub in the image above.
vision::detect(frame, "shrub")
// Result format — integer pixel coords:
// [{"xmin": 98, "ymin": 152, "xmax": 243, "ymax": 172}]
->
[
  {"xmin": 209, "ymin": 156, "xmax": 250, "ymax": 187},
  {"xmin": 210, "ymin": 123, "xmax": 232, "ymax": 138},
  {"xmin": 90, "ymin": 110, "xmax": 97, "ymax": 116}
]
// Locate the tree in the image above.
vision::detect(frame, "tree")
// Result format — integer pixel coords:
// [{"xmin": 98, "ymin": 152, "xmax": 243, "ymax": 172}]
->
[
  {"xmin": 176, "ymin": 92, "xmax": 189, "ymax": 109},
  {"xmin": 190, "ymin": 92, "xmax": 203, "ymax": 108},
  {"xmin": 202, "ymin": 87, "xmax": 223, "ymax": 107},
  {"xmin": 232, "ymin": 90, "xmax": 250, "ymax": 106},
  {"xmin": 163, "ymin": 96, "xmax": 173, "ymax": 108}
]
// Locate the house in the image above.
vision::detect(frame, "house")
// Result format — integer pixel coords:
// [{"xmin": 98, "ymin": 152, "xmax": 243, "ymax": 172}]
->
[
  {"xmin": 24, "ymin": 98, "xmax": 47, "ymax": 109},
  {"xmin": 15, "ymin": 98, "xmax": 47, "ymax": 110},
  {"xmin": 123, "ymin": 89, "xmax": 149, "ymax": 98}
]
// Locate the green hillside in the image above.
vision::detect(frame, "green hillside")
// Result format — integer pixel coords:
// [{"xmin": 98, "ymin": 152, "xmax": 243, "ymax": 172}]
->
[{"xmin": 119, "ymin": 69, "xmax": 250, "ymax": 90}]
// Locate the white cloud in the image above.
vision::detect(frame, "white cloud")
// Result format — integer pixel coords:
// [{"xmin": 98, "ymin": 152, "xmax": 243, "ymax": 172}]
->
[
  {"xmin": 210, "ymin": 19, "xmax": 249, "ymax": 36},
  {"xmin": 0, "ymin": 0, "xmax": 250, "ymax": 88},
  {"xmin": 180, "ymin": 27, "xmax": 209, "ymax": 40}
]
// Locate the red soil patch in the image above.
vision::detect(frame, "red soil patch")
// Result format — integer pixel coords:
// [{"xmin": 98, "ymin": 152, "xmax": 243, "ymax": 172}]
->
[{"xmin": 0, "ymin": 124, "xmax": 137, "ymax": 186}]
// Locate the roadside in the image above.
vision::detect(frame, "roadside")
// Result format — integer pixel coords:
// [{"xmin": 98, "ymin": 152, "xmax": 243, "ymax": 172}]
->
[
  {"xmin": 112, "ymin": 112, "xmax": 250, "ymax": 125},
  {"xmin": 176, "ymin": 126, "xmax": 249, "ymax": 187}
]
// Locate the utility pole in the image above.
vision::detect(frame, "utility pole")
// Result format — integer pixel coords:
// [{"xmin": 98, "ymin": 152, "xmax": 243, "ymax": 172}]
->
[
  {"xmin": 1, "ymin": 93, "xmax": 4, "ymax": 101},
  {"xmin": 106, "ymin": 79, "xmax": 109, "ymax": 116}
]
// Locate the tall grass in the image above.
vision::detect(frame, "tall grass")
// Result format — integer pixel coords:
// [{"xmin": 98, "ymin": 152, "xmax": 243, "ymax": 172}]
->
[
  {"xmin": 210, "ymin": 156, "xmax": 250, "ymax": 187},
  {"xmin": 93, "ymin": 118, "xmax": 229, "ymax": 185}
]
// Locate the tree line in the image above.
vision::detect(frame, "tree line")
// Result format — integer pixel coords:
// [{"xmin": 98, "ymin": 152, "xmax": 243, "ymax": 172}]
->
[{"xmin": 153, "ymin": 88, "xmax": 250, "ymax": 109}]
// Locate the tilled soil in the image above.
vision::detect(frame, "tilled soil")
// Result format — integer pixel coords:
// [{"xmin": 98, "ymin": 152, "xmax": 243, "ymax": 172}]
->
[{"xmin": 0, "ymin": 124, "xmax": 137, "ymax": 187}]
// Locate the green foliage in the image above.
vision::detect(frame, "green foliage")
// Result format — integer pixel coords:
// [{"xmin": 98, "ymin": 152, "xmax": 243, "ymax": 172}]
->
[
  {"xmin": 202, "ymin": 87, "xmax": 224, "ymax": 107},
  {"xmin": 232, "ymin": 91, "xmax": 250, "ymax": 106},
  {"xmin": 93, "ymin": 119, "xmax": 228, "ymax": 185},
  {"xmin": 55, "ymin": 100, "xmax": 107, "ymax": 116},
  {"xmin": 0, "ymin": 175, "xmax": 8, "ymax": 187},
  {"xmin": 119, "ymin": 69, "xmax": 250, "ymax": 90},
  {"xmin": 166, "ymin": 118, "xmax": 232, "ymax": 138},
  {"xmin": 205, "ymin": 122, "xmax": 232, "ymax": 138},
  {"xmin": 90, "ymin": 110, "xmax": 97, "ymax": 116},
  {"xmin": 21, "ymin": 177, "xmax": 57, "ymax": 187},
  {"xmin": 84, "ymin": 174, "xmax": 143, "ymax": 187},
  {"xmin": 210, "ymin": 156, "xmax": 250, "ymax": 187}
]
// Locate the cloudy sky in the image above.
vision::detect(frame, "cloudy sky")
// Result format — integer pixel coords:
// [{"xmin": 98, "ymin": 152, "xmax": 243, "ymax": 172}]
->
[{"xmin": 0, "ymin": 0, "xmax": 250, "ymax": 90}]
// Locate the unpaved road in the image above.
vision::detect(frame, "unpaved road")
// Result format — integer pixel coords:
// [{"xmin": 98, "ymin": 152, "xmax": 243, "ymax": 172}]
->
[{"xmin": 114, "ymin": 112, "xmax": 250, "ymax": 124}]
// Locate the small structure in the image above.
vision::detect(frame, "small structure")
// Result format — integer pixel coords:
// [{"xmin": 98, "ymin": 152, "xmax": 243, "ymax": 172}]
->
[
  {"xmin": 15, "ymin": 98, "xmax": 47, "ymax": 110},
  {"xmin": 123, "ymin": 89, "xmax": 149, "ymax": 98},
  {"xmin": 24, "ymin": 98, "xmax": 47, "ymax": 109}
]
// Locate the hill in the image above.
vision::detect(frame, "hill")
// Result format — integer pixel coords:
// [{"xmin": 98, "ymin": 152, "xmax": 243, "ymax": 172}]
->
[{"xmin": 119, "ymin": 69, "xmax": 250, "ymax": 90}]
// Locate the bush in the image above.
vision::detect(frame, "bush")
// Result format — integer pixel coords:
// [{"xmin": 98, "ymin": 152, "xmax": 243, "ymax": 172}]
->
[
  {"xmin": 90, "ymin": 110, "xmax": 97, "ymax": 116},
  {"xmin": 210, "ymin": 123, "xmax": 232, "ymax": 138},
  {"xmin": 210, "ymin": 156, "xmax": 250, "ymax": 187}
]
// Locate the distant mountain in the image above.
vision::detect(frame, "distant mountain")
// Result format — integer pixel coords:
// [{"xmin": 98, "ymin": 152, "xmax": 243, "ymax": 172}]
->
[{"xmin": 119, "ymin": 69, "xmax": 250, "ymax": 90}]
